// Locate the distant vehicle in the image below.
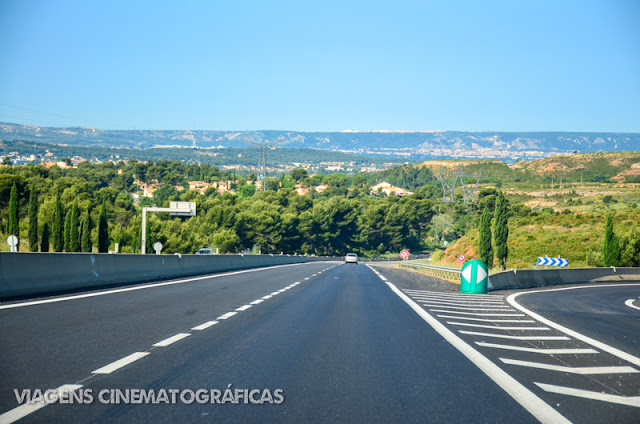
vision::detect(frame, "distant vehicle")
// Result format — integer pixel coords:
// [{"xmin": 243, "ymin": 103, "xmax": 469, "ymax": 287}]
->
[
  {"xmin": 345, "ymin": 253, "xmax": 358, "ymax": 264},
  {"xmin": 196, "ymin": 248, "xmax": 213, "ymax": 255}
]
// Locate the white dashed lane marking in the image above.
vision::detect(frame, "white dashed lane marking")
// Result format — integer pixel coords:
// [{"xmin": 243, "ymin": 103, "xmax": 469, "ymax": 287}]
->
[
  {"xmin": 192, "ymin": 321, "xmax": 218, "ymax": 331},
  {"xmin": 0, "ymin": 266, "xmax": 332, "ymax": 424},
  {"xmin": 153, "ymin": 333, "xmax": 191, "ymax": 347},
  {"xmin": 92, "ymin": 352, "xmax": 150, "ymax": 374},
  {"xmin": 217, "ymin": 311, "xmax": 238, "ymax": 320},
  {"xmin": 0, "ymin": 384, "xmax": 83, "ymax": 424},
  {"xmin": 236, "ymin": 305, "xmax": 252, "ymax": 311}
]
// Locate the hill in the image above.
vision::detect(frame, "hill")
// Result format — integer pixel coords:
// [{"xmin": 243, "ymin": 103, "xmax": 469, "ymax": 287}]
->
[{"xmin": 2, "ymin": 122, "xmax": 639, "ymax": 161}]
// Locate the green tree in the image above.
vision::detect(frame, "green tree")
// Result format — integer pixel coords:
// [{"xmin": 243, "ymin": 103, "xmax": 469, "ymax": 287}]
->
[
  {"xmin": 478, "ymin": 207, "xmax": 493, "ymax": 269},
  {"xmin": 41, "ymin": 222, "xmax": 50, "ymax": 252},
  {"xmin": 81, "ymin": 207, "xmax": 92, "ymax": 252},
  {"xmin": 212, "ymin": 228, "xmax": 240, "ymax": 253},
  {"xmin": 69, "ymin": 201, "xmax": 81, "ymax": 252},
  {"xmin": 619, "ymin": 227, "xmax": 640, "ymax": 267},
  {"xmin": 52, "ymin": 193, "xmax": 65, "ymax": 252},
  {"xmin": 493, "ymin": 191, "xmax": 509, "ymax": 270},
  {"xmin": 8, "ymin": 182, "xmax": 19, "ymax": 250},
  {"xmin": 28, "ymin": 186, "xmax": 39, "ymax": 251},
  {"xmin": 97, "ymin": 203, "xmax": 109, "ymax": 252},
  {"xmin": 290, "ymin": 168, "xmax": 308, "ymax": 182},
  {"xmin": 602, "ymin": 214, "xmax": 620, "ymax": 267},
  {"xmin": 64, "ymin": 209, "xmax": 72, "ymax": 252}
]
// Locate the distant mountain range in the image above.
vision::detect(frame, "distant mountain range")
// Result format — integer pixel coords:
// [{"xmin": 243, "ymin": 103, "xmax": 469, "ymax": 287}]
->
[{"xmin": 1, "ymin": 122, "xmax": 638, "ymax": 160}]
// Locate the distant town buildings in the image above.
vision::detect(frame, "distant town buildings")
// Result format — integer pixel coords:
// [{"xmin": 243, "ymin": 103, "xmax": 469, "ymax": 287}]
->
[{"xmin": 369, "ymin": 181, "xmax": 413, "ymax": 197}]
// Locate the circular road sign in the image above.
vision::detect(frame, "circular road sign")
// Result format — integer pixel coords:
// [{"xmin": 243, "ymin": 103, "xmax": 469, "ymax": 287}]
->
[
  {"xmin": 153, "ymin": 242, "xmax": 163, "ymax": 254},
  {"xmin": 458, "ymin": 254, "xmax": 466, "ymax": 262},
  {"xmin": 400, "ymin": 249, "xmax": 410, "ymax": 259},
  {"xmin": 7, "ymin": 235, "xmax": 18, "ymax": 247},
  {"xmin": 460, "ymin": 259, "xmax": 489, "ymax": 294}
]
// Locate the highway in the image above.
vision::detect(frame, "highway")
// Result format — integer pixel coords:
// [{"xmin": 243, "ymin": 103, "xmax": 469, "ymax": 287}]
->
[{"xmin": 0, "ymin": 262, "xmax": 638, "ymax": 423}]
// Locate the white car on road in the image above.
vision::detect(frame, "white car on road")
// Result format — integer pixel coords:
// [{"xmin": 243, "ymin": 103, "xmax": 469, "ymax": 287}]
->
[{"xmin": 345, "ymin": 253, "xmax": 359, "ymax": 264}]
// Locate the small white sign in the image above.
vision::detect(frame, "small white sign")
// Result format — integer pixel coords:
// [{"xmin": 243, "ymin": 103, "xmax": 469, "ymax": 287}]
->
[
  {"xmin": 7, "ymin": 235, "xmax": 18, "ymax": 252},
  {"xmin": 153, "ymin": 242, "xmax": 163, "ymax": 254}
]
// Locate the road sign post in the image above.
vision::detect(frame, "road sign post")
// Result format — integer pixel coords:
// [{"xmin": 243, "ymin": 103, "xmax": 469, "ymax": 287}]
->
[
  {"xmin": 7, "ymin": 235, "xmax": 18, "ymax": 252},
  {"xmin": 460, "ymin": 259, "xmax": 489, "ymax": 294}
]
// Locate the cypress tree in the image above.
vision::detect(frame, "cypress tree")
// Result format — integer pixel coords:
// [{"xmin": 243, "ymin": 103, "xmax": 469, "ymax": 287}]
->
[
  {"xmin": 52, "ymin": 193, "xmax": 65, "ymax": 252},
  {"xmin": 41, "ymin": 222, "xmax": 50, "ymax": 252},
  {"xmin": 603, "ymin": 214, "xmax": 620, "ymax": 266},
  {"xmin": 8, "ymin": 182, "xmax": 19, "ymax": 250},
  {"xmin": 478, "ymin": 207, "xmax": 493, "ymax": 269},
  {"xmin": 69, "ymin": 201, "xmax": 81, "ymax": 252},
  {"xmin": 81, "ymin": 207, "xmax": 92, "ymax": 252},
  {"xmin": 28, "ymin": 186, "xmax": 39, "ymax": 252},
  {"xmin": 97, "ymin": 203, "xmax": 109, "ymax": 253},
  {"xmin": 493, "ymin": 191, "xmax": 509, "ymax": 270},
  {"xmin": 64, "ymin": 209, "xmax": 72, "ymax": 252}
]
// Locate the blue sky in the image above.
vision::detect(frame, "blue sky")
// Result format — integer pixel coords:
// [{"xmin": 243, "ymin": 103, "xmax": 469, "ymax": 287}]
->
[{"xmin": 0, "ymin": 0, "xmax": 638, "ymax": 132}]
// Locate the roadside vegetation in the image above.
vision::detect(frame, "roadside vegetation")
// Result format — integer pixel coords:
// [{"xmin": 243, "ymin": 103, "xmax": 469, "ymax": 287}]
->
[{"xmin": 1, "ymin": 151, "xmax": 639, "ymax": 269}]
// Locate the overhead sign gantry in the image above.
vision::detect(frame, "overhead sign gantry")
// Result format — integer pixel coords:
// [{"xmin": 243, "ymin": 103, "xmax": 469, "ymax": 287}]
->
[{"xmin": 141, "ymin": 201, "xmax": 196, "ymax": 254}]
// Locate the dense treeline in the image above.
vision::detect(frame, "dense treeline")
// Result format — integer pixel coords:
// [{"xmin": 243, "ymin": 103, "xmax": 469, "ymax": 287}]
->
[{"xmin": 0, "ymin": 161, "xmax": 439, "ymax": 256}]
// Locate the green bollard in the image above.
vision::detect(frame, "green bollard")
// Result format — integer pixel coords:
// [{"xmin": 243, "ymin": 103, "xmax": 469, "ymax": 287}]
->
[{"xmin": 460, "ymin": 259, "xmax": 489, "ymax": 294}]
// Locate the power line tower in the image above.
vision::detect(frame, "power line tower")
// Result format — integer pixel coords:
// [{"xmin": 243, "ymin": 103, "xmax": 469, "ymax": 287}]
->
[
  {"xmin": 439, "ymin": 167, "xmax": 457, "ymax": 203},
  {"xmin": 458, "ymin": 167, "xmax": 482, "ymax": 205},
  {"xmin": 240, "ymin": 135, "xmax": 286, "ymax": 192}
]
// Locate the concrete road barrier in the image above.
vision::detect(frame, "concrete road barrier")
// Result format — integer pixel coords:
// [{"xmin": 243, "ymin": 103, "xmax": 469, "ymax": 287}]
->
[
  {"xmin": 0, "ymin": 252, "xmax": 334, "ymax": 299},
  {"xmin": 488, "ymin": 267, "xmax": 640, "ymax": 291}
]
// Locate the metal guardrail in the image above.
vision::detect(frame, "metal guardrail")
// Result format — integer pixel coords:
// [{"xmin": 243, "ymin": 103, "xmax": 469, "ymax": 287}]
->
[{"xmin": 397, "ymin": 260, "xmax": 462, "ymax": 280}]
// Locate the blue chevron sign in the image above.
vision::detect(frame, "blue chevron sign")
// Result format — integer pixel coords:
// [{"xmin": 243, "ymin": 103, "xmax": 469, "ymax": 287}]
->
[{"xmin": 537, "ymin": 257, "xmax": 569, "ymax": 267}]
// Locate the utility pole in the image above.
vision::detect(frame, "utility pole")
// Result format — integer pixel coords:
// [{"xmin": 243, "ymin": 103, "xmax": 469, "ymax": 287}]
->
[{"xmin": 240, "ymin": 135, "xmax": 286, "ymax": 192}]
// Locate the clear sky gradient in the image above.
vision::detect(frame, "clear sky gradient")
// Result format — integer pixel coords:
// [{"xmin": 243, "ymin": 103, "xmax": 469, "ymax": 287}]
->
[{"xmin": 1, "ymin": 0, "xmax": 638, "ymax": 132}]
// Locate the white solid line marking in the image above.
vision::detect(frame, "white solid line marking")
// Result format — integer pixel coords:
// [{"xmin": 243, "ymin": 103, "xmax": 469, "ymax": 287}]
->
[
  {"xmin": 192, "ymin": 321, "xmax": 218, "ymax": 331},
  {"xmin": 535, "ymin": 383, "xmax": 640, "ymax": 408},
  {"xmin": 625, "ymin": 298, "xmax": 640, "ymax": 311},
  {"xmin": 447, "ymin": 322, "xmax": 550, "ymax": 331},
  {"xmin": 153, "ymin": 333, "xmax": 191, "ymax": 347},
  {"xmin": 508, "ymin": 283, "xmax": 640, "ymax": 368},
  {"xmin": 262, "ymin": 295, "xmax": 273, "ymax": 299},
  {"xmin": 217, "ymin": 311, "xmax": 237, "ymax": 320},
  {"xmin": 0, "ymin": 384, "xmax": 83, "ymax": 424},
  {"xmin": 500, "ymin": 358, "xmax": 637, "ymax": 374},
  {"xmin": 430, "ymin": 310, "xmax": 524, "ymax": 317},
  {"xmin": 0, "ymin": 262, "xmax": 311, "ymax": 310},
  {"xmin": 437, "ymin": 315, "xmax": 535, "ymax": 323},
  {"xmin": 236, "ymin": 305, "xmax": 252, "ymax": 311},
  {"xmin": 92, "ymin": 352, "xmax": 150, "ymax": 374},
  {"xmin": 250, "ymin": 299, "xmax": 264, "ymax": 305},
  {"xmin": 476, "ymin": 342, "xmax": 599, "ymax": 354},
  {"xmin": 459, "ymin": 331, "xmax": 570, "ymax": 341},
  {"xmin": 411, "ymin": 296, "xmax": 506, "ymax": 305},
  {"xmin": 382, "ymin": 279, "xmax": 571, "ymax": 423},
  {"xmin": 422, "ymin": 304, "xmax": 512, "ymax": 311}
]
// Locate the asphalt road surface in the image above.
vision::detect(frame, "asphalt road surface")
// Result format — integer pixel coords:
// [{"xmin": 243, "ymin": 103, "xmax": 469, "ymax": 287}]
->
[{"xmin": 0, "ymin": 262, "xmax": 638, "ymax": 423}]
